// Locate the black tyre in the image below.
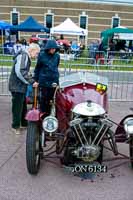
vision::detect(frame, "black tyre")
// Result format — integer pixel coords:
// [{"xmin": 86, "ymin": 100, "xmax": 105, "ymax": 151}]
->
[
  {"xmin": 56, "ymin": 139, "xmax": 62, "ymax": 154},
  {"xmin": 97, "ymin": 144, "xmax": 103, "ymax": 164},
  {"xmin": 60, "ymin": 140, "xmax": 75, "ymax": 166},
  {"xmin": 129, "ymin": 135, "xmax": 133, "ymax": 168},
  {"xmin": 107, "ymin": 129, "xmax": 118, "ymax": 156},
  {"xmin": 61, "ymin": 147, "xmax": 74, "ymax": 166},
  {"xmin": 56, "ymin": 139, "xmax": 65, "ymax": 154},
  {"xmin": 26, "ymin": 121, "xmax": 41, "ymax": 175}
]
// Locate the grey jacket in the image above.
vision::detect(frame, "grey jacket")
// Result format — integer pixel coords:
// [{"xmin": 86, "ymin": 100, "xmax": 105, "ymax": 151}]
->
[{"xmin": 9, "ymin": 50, "xmax": 34, "ymax": 94}]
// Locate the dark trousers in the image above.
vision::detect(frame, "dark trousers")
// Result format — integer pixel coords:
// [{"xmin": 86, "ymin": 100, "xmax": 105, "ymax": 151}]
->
[
  {"xmin": 11, "ymin": 92, "xmax": 27, "ymax": 129},
  {"xmin": 39, "ymin": 87, "xmax": 55, "ymax": 114}
]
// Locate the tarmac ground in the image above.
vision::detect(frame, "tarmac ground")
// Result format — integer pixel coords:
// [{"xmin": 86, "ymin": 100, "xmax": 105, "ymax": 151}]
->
[{"xmin": 0, "ymin": 96, "xmax": 133, "ymax": 200}]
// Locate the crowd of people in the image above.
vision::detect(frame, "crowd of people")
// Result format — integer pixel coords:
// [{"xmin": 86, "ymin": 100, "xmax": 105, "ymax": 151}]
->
[{"xmin": 88, "ymin": 38, "xmax": 133, "ymax": 64}]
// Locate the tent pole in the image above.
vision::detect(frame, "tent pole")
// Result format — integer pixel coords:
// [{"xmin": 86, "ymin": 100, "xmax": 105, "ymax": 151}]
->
[
  {"xmin": 85, "ymin": 35, "xmax": 87, "ymax": 48},
  {"xmin": 106, "ymin": 37, "xmax": 110, "ymax": 63},
  {"xmin": 1, "ymin": 30, "xmax": 4, "ymax": 54},
  {"xmin": 49, "ymin": 31, "xmax": 52, "ymax": 39}
]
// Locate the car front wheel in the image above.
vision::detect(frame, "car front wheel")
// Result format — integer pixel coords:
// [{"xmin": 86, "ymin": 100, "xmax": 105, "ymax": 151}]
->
[
  {"xmin": 26, "ymin": 121, "xmax": 41, "ymax": 175},
  {"xmin": 129, "ymin": 135, "xmax": 133, "ymax": 168}
]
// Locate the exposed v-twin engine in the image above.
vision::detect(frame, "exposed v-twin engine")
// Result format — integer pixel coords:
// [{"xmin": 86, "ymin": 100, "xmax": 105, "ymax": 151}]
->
[
  {"xmin": 72, "ymin": 145, "xmax": 100, "ymax": 162},
  {"xmin": 69, "ymin": 114, "xmax": 112, "ymax": 162}
]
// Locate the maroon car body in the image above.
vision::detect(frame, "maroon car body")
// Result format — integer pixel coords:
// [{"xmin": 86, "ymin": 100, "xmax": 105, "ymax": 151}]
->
[
  {"xmin": 56, "ymin": 82, "xmax": 108, "ymax": 132},
  {"xmin": 26, "ymin": 71, "xmax": 133, "ymax": 175}
]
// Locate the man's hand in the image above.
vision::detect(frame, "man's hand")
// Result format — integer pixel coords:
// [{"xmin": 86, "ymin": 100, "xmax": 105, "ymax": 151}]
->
[{"xmin": 33, "ymin": 82, "xmax": 39, "ymax": 87}]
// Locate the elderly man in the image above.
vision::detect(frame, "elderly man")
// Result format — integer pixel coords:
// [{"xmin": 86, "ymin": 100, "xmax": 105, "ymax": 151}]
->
[{"xmin": 9, "ymin": 43, "xmax": 40, "ymax": 134}]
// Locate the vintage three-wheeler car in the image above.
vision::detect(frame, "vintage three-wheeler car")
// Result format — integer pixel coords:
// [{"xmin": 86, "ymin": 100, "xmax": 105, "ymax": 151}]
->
[{"xmin": 26, "ymin": 71, "xmax": 133, "ymax": 175}]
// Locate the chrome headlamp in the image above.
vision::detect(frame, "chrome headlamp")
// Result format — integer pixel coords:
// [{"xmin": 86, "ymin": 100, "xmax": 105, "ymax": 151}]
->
[
  {"xmin": 42, "ymin": 116, "xmax": 58, "ymax": 133},
  {"xmin": 124, "ymin": 118, "xmax": 133, "ymax": 135}
]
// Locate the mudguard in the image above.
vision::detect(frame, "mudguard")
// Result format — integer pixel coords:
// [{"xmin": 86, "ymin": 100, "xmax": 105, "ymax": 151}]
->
[
  {"xmin": 25, "ymin": 109, "xmax": 40, "ymax": 121},
  {"xmin": 115, "ymin": 115, "xmax": 133, "ymax": 142}
]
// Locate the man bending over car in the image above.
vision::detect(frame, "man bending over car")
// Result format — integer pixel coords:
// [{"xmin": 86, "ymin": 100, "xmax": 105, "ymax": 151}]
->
[{"xmin": 9, "ymin": 43, "xmax": 40, "ymax": 135}]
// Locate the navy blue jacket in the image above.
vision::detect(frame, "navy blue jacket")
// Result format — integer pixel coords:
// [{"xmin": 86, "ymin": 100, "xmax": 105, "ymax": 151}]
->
[{"xmin": 34, "ymin": 40, "xmax": 60, "ymax": 87}]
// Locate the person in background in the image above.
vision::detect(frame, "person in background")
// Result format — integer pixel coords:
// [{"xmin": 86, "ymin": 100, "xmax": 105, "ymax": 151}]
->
[
  {"xmin": 107, "ymin": 38, "xmax": 115, "ymax": 65},
  {"xmin": 60, "ymin": 34, "xmax": 64, "ymax": 40},
  {"xmin": 33, "ymin": 39, "xmax": 60, "ymax": 116},
  {"xmin": 71, "ymin": 40, "xmax": 80, "ymax": 59},
  {"xmin": 88, "ymin": 40, "xmax": 99, "ymax": 64},
  {"xmin": 9, "ymin": 43, "xmax": 40, "ymax": 134},
  {"xmin": 13, "ymin": 40, "xmax": 22, "ymax": 55},
  {"xmin": 20, "ymin": 38, "xmax": 29, "ymax": 51}
]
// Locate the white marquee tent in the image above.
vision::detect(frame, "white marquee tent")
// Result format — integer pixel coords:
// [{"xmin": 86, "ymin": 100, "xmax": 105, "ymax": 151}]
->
[{"xmin": 50, "ymin": 18, "xmax": 88, "ymax": 36}]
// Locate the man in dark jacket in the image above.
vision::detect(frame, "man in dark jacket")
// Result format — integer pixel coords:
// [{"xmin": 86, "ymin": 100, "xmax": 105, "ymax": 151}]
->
[
  {"xmin": 33, "ymin": 39, "xmax": 60, "ymax": 115},
  {"xmin": 9, "ymin": 43, "xmax": 40, "ymax": 134}
]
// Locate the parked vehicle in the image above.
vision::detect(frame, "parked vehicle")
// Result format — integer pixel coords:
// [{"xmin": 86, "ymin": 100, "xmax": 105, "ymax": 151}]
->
[
  {"xmin": 29, "ymin": 34, "xmax": 49, "ymax": 48},
  {"xmin": 25, "ymin": 71, "xmax": 133, "ymax": 175},
  {"xmin": 56, "ymin": 39, "xmax": 71, "ymax": 53}
]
